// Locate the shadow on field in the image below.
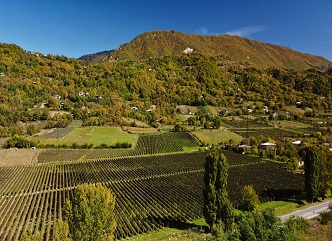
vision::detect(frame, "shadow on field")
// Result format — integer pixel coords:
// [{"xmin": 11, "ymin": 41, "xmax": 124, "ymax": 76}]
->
[
  {"xmin": 151, "ymin": 217, "xmax": 209, "ymax": 233},
  {"xmin": 260, "ymin": 188, "xmax": 305, "ymax": 204}
]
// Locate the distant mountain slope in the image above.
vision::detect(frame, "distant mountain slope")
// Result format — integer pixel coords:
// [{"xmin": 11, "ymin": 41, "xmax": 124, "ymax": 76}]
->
[
  {"xmin": 78, "ymin": 50, "xmax": 113, "ymax": 62},
  {"xmin": 108, "ymin": 30, "xmax": 331, "ymax": 71}
]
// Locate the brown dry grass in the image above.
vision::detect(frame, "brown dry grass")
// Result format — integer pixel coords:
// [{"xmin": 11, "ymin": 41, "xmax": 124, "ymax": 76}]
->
[
  {"xmin": 301, "ymin": 224, "xmax": 332, "ymax": 241},
  {"xmin": 121, "ymin": 117, "xmax": 150, "ymax": 128},
  {"xmin": 0, "ymin": 137, "xmax": 9, "ymax": 147},
  {"xmin": 124, "ymin": 127, "xmax": 159, "ymax": 134},
  {"xmin": 0, "ymin": 148, "xmax": 39, "ymax": 166}
]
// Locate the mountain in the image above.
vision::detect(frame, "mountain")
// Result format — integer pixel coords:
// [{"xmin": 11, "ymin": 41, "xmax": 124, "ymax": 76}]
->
[
  {"xmin": 78, "ymin": 50, "xmax": 113, "ymax": 63},
  {"xmin": 107, "ymin": 30, "xmax": 331, "ymax": 71}
]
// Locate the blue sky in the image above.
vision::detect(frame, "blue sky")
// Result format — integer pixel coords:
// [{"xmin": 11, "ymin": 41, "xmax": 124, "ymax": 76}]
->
[{"xmin": 1, "ymin": 0, "xmax": 331, "ymax": 61}]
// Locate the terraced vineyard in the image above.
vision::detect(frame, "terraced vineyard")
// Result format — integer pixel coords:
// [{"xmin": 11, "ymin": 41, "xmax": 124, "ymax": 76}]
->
[
  {"xmin": 37, "ymin": 132, "xmax": 201, "ymax": 163},
  {"xmin": 127, "ymin": 132, "xmax": 200, "ymax": 155},
  {"xmin": 0, "ymin": 151, "xmax": 304, "ymax": 240}
]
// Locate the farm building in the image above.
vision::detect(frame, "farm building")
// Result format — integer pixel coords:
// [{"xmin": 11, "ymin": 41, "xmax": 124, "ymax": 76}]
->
[{"xmin": 259, "ymin": 142, "xmax": 276, "ymax": 150}]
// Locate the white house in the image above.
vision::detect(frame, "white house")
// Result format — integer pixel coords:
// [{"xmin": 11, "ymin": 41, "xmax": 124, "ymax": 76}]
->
[
  {"xmin": 259, "ymin": 142, "xmax": 276, "ymax": 150},
  {"xmin": 183, "ymin": 47, "xmax": 194, "ymax": 54}
]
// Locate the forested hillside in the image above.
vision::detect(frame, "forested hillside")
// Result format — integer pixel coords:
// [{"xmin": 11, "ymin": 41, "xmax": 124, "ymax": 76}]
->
[
  {"xmin": 78, "ymin": 50, "xmax": 113, "ymax": 62},
  {"xmin": 0, "ymin": 40, "xmax": 332, "ymax": 137},
  {"xmin": 107, "ymin": 30, "xmax": 331, "ymax": 70}
]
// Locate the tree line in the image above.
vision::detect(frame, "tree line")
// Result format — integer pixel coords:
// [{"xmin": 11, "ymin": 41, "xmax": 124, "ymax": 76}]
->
[{"xmin": 203, "ymin": 149, "xmax": 330, "ymax": 241}]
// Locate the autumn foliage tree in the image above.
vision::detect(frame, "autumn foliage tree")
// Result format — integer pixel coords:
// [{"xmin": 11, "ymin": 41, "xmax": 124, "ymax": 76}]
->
[
  {"xmin": 64, "ymin": 183, "xmax": 116, "ymax": 241},
  {"xmin": 238, "ymin": 185, "xmax": 260, "ymax": 212}
]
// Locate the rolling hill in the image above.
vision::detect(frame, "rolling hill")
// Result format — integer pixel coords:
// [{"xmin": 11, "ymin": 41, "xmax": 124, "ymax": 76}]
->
[{"xmin": 105, "ymin": 30, "xmax": 331, "ymax": 71}]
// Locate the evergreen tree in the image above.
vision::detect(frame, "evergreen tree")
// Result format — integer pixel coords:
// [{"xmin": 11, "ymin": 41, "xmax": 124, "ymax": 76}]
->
[{"xmin": 64, "ymin": 183, "xmax": 116, "ymax": 241}]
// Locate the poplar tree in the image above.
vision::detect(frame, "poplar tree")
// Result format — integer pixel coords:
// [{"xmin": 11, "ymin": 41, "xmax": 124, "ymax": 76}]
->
[
  {"xmin": 203, "ymin": 151, "xmax": 218, "ymax": 230},
  {"xmin": 203, "ymin": 150, "xmax": 233, "ymax": 231},
  {"xmin": 302, "ymin": 146, "xmax": 324, "ymax": 201}
]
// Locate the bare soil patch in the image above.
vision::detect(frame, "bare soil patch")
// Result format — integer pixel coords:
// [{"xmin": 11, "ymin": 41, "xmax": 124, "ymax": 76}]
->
[{"xmin": 0, "ymin": 148, "xmax": 39, "ymax": 166}]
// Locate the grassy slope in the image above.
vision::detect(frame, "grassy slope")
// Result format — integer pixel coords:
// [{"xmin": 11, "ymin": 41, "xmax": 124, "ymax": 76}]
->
[
  {"xmin": 109, "ymin": 30, "xmax": 331, "ymax": 71},
  {"xmin": 40, "ymin": 127, "xmax": 134, "ymax": 146},
  {"xmin": 192, "ymin": 128, "xmax": 243, "ymax": 145},
  {"xmin": 120, "ymin": 227, "xmax": 211, "ymax": 241}
]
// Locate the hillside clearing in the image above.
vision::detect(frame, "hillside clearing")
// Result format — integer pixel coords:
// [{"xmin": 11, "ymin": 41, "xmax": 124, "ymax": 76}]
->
[
  {"xmin": 192, "ymin": 128, "xmax": 243, "ymax": 145},
  {"xmin": 36, "ymin": 126, "xmax": 135, "ymax": 146}
]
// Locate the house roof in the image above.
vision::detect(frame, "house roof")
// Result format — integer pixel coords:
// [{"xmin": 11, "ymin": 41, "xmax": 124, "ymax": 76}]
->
[
  {"xmin": 260, "ymin": 142, "xmax": 276, "ymax": 146},
  {"xmin": 239, "ymin": 144, "xmax": 251, "ymax": 148}
]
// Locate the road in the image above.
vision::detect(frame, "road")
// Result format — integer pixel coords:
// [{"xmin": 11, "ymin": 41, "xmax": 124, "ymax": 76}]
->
[{"xmin": 279, "ymin": 200, "xmax": 332, "ymax": 221}]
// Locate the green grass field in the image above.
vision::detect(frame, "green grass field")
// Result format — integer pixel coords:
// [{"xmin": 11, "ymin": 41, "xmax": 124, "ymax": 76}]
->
[
  {"xmin": 198, "ymin": 105, "xmax": 219, "ymax": 115},
  {"xmin": 260, "ymin": 200, "xmax": 305, "ymax": 216},
  {"xmin": 123, "ymin": 227, "xmax": 211, "ymax": 241},
  {"xmin": 260, "ymin": 197, "xmax": 332, "ymax": 216},
  {"xmin": 39, "ymin": 126, "xmax": 135, "ymax": 146},
  {"xmin": 192, "ymin": 128, "xmax": 243, "ymax": 145}
]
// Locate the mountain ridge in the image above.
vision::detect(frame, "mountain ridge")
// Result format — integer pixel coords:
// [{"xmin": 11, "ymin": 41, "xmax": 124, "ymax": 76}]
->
[
  {"xmin": 102, "ymin": 30, "xmax": 331, "ymax": 71},
  {"xmin": 78, "ymin": 50, "xmax": 113, "ymax": 63}
]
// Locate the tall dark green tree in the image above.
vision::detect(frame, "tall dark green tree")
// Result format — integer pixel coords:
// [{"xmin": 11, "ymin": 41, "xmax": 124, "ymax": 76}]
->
[
  {"xmin": 203, "ymin": 150, "xmax": 234, "ymax": 231},
  {"xmin": 203, "ymin": 151, "xmax": 218, "ymax": 230},
  {"xmin": 302, "ymin": 146, "xmax": 325, "ymax": 201},
  {"xmin": 64, "ymin": 183, "xmax": 116, "ymax": 241}
]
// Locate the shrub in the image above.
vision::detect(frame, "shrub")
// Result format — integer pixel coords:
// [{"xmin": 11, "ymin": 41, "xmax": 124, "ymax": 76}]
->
[
  {"xmin": 320, "ymin": 209, "xmax": 332, "ymax": 225},
  {"xmin": 4, "ymin": 135, "xmax": 33, "ymax": 148}
]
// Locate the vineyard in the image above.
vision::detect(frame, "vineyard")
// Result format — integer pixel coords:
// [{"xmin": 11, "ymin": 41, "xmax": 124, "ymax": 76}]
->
[
  {"xmin": 39, "ymin": 127, "xmax": 75, "ymax": 139},
  {"xmin": 0, "ymin": 151, "xmax": 304, "ymax": 240},
  {"xmin": 234, "ymin": 128, "xmax": 299, "ymax": 140},
  {"xmin": 223, "ymin": 118, "xmax": 271, "ymax": 129},
  {"xmin": 223, "ymin": 119, "xmax": 304, "ymax": 141},
  {"xmin": 37, "ymin": 132, "xmax": 201, "ymax": 163}
]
